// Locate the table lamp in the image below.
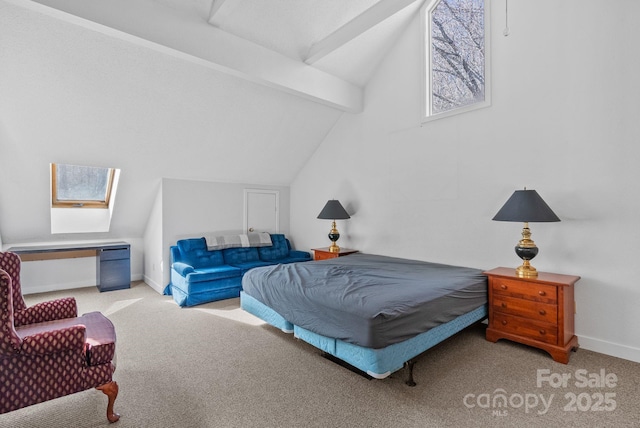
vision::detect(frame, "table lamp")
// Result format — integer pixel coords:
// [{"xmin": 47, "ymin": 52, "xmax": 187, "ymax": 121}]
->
[
  {"xmin": 492, "ymin": 188, "xmax": 560, "ymax": 277},
  {"xmin": 317, "ymin": 200, "xmax": 350, "ymax": 253}
]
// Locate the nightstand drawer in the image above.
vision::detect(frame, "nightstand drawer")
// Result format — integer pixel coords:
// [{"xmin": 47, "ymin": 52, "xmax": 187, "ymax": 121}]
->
[
  {"xmin": 492, "ymin": 295, "xmax": 557, "ymax": 323},
  {"xmin": 491, "ymin": 312, "xmax": 558, "ymax": 345},
  {"xmin": 491, "ymin": 278, "xmax": 557, "ymax": 304},
  {"xmin": 314, "ymin": 251, "xmax": 337, "ymax": 260}
]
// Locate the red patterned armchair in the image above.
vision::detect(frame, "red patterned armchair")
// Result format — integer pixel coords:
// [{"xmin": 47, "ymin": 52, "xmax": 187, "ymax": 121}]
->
[{"xmin": 0, "ymin": 252, "xmax": 120, "ymax": 422}]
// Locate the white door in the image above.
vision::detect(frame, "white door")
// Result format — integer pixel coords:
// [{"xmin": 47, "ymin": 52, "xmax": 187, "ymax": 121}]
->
[{"xmin": 244, "ymin": 189, "xmax": 279, "ymax": 234}]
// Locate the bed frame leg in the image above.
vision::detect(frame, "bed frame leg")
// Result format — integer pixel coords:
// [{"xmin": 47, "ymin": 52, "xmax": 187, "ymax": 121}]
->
[{"xmin": 404, "ymin": 360, "xmax": 417, "ymax": 387}]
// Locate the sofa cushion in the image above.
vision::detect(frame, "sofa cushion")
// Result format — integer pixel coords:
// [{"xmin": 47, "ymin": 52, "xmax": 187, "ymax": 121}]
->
[
  {"xmin": 177, "ymin": 238, "xmax": 225, "ymax": 269},
  {"xmin": 257, "ymin": 234, "xmax": 289, "ymax": 261},
  {"xmin": 228, "ymin": 260, "xmax": 273, "ymax": 274},
  {"xmin": 184, "ymin": 265, "xmax": 242, "ymax": 283}
]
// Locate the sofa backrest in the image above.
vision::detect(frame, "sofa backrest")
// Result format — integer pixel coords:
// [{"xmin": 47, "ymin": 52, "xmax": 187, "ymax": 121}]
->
[
  {"xmin": 222, "ymin": 247, "xmax": 261, "ymax": 265},
  {"xmin": 175, "ymin": 238, "xmax": 224, "ymax": 269},
  {"xmin": 257, "ymin": 234, "xmax": 290, "ymax": 261}
]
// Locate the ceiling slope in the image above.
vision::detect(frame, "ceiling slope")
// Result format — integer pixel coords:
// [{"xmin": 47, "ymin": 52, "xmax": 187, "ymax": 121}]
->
[
  {"xmin": 25, "ymin": 0, "xmax": 363, "ymax": 112},
  {"xmin": 28, "ymin": 0, "xmax": 424, "ymax": 95},
  {"xmin": 0, "ymin": 0, "xmax": 423, "ymax": 243},
  {"xmin": 0, "ymin": 1, "xmax": 343, "ymax": 242}
]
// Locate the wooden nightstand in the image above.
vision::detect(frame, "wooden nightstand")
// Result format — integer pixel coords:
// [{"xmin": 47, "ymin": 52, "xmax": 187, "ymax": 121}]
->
[
  {"xmin": 484, "ymin": 267, "xmax": 580, "ymax": 364},
  {"xmin": 312, "ymin": 247, "xmax": 358, "ymax": 261}
]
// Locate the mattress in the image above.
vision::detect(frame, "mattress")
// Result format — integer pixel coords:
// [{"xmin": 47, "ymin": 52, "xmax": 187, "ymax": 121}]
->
[{"xmin": 241, "ymin": 253, "xmax": 487, "ymax": 349}]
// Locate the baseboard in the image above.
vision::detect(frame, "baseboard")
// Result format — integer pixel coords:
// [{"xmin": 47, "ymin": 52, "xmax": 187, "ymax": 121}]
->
[
  {"xmin": 579, "ymin": 335, "xmax": 640, "ymax": 364},
  {"xmin": 143, "ymin": 275, "xmax": 165, "ymax": 294},
  {"xmin": 25, "ymin": 281, "xmax": 96, "ymax": 295},
  {"xmin": 23, "ymin": 274, "xmax": 144, "ymax": 296}
]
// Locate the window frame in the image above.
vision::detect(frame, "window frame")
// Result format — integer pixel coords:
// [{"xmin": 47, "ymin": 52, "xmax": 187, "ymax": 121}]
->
[
  {"xmin": 51, "ymin": 163, "xmax": 116, "ymax": 209},
  {"xmin": 421, "ymin": 0, "xmax": 491, "ymax": 123}
]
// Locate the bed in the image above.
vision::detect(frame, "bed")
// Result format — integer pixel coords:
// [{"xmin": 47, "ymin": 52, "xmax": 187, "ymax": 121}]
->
[{"xmin": 240, "ymin": 253, "xmax": 487, "ymax": 384}]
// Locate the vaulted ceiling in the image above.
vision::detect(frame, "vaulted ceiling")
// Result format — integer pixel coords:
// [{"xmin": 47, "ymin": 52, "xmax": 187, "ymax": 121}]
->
[
  {"xmin": 30, "ymin": 0, "xmax": 424, "ymax": 111},
  {"xmin": 0, "ymin": 0, "xmax": 423, "ymax": 242}
]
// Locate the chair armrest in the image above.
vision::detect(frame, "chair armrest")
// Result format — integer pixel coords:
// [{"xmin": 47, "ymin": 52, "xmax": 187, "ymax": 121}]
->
[
  {"xmin": 172, "ymin": 262, "xmax": 195, "ymax": 276},
  {"xmin": 13, "ymin": 297, "xmax": 78, "ymax": 327},
  {"xmin": 20, "ymin": 325, "xmax": 86, "ymax": 356}
]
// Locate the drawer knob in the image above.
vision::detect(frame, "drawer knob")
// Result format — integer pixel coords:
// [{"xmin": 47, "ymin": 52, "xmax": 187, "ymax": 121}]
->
[
  {"xmin": 539, "ymin": 329, "xmax": 546, "ymax": 335},
  {"xmin": 539, "ymin": 309, "xmax": 546, "ymax": 315},
  {"xmin": 538, "ymin": 290, "xmax": 546, "ymax": 296},
  {"xmin": 501, "ymin": 320, "xmax": 507, "ymax": 325},
  {"xmin": 500, "ymin": 284, "xmax": 507, "ymax": 290},
  {"xmin": 501, "ymin": 303, "xmax": 507, "ymax": 308}
]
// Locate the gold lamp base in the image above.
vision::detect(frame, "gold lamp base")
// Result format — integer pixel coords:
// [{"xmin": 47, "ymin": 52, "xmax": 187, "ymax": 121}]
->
[
  {"xmin": 516, "ymin": 260, "xmax": 538, "ymax": 277},
  {"xmin": 514, "ymin": 222, "xmax": 539, "ymax": 277},
  {"xmin": 328, "ymin": 220, "xmax": 341, "ymax": 253}
]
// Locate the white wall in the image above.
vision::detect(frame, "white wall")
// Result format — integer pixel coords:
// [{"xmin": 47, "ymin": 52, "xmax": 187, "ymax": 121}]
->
[
  {"xmin": 291, "ymin": 0, "xmax": 640, "ymax": 363},
  {"xmin": 143, "ymin": 180, "xmax": 164, "ymax": 292}
]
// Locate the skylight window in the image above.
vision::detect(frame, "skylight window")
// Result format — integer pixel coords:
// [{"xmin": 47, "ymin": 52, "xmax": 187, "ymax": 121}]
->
[
  {"xmin": 51, "ymin": 163, "xmax": 115, "ymax": 208},
  {"xmin": 50, "ymin": 163, "xmax": 121, "ymax": 234},
  {"xmin": 423, "ymin": 0, "xmax": 490, "ymax": 121}
]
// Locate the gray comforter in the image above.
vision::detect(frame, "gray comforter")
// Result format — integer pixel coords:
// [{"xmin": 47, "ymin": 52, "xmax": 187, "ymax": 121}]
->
[{"xmin": 242, "ymin": 253, "xmax": 487, "ymax": 349}]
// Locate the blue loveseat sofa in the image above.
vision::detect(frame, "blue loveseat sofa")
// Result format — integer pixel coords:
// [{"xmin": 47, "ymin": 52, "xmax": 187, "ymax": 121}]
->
[{"xmin": 164, "ymin": 234, "xmax": 311, "ymax": 307}]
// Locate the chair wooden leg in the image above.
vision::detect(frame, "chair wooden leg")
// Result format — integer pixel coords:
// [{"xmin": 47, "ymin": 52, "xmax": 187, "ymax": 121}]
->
[{"xmin": 97, "ymin": 381, "xmax": 120, "ymax": 423}]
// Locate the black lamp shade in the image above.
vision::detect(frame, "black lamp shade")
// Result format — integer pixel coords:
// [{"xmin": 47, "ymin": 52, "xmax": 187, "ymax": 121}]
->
[
  {"xmin": 317, "ymin": 200, "xmax": 351, "ymax": 220},
  {"xmin": 492, "ymin": 190, "xmax": 560, "ymax": 223}
]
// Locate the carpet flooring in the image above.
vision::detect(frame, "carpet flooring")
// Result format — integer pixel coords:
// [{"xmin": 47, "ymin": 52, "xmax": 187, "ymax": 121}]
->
[{"xmin": 1, "ymin": 282, "xmax": 638, "ymax": 428}]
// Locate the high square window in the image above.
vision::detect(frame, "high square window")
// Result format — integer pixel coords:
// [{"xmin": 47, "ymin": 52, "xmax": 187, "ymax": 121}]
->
[{"xmin": 422, "ymin": 0, "xmax": 490, "ymax": 122}]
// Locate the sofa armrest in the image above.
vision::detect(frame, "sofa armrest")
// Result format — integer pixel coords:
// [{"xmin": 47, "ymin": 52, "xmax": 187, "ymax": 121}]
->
[
  {"xmin": 13, "ymin": 297, "xmax": 78, "ymax": 327},
  {"xmin": 289, "ymin": 250, "xmax": 311, "ymax": 260},
  {"xmin": 20, "ymin": 325, "xmax": 86, "ymax": 356},
  {"xmin": 172, "ymin": 262, "xmax": 195, "ymax": 276}
]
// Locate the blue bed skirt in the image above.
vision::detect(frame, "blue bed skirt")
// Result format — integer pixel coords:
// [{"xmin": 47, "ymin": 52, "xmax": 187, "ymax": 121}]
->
[
  {"xmin": 241, "ymin": 291, "xmax": 294, "ymax": 333},
  {"xmin": 240, "ymin": 291, "xmax": 487, "ymax": 379}
]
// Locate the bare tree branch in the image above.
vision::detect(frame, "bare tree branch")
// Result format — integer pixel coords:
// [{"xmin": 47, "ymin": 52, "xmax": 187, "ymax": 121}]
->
[{"xmin": 429, "ymin": 0, "xmax": 485, "ymax": 113}]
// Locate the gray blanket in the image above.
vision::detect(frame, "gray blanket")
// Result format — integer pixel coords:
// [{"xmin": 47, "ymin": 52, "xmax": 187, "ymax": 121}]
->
[
  {"xmin": 204, "ymin": 232, "xmax": 272, "ymax": 250},
  {"xmin": 242, "ymin": 253, "xmax": 487, "ymax": 348}
]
